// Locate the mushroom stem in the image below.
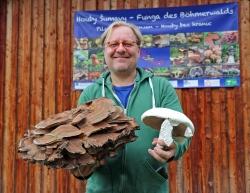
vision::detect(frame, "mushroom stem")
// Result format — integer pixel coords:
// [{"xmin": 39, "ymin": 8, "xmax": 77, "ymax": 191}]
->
[{"xmin": 158, "ymin": 119, "xmax": 173, "ymax": 146}]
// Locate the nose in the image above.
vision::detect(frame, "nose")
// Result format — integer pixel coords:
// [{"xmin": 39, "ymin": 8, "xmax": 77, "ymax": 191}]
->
[{"xmin": 115, "ymin": 42, "xmax": 126, "ymax": 52}]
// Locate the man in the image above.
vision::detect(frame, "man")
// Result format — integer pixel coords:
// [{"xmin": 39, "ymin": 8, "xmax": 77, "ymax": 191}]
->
[{"xmin": 78, "ymin": 21, "xmax": 191, "ymax": 193}]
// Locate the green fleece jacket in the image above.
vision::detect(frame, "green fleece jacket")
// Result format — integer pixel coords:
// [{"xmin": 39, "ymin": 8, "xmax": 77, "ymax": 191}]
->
[{"xmin": 78, "ymin": 68, "xmax": 191, "ymax": 193}]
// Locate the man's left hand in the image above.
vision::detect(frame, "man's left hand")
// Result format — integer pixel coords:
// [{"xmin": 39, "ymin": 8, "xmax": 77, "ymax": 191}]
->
[{"xmin": 148, "ymin": 138, "xmax": 176, "ymax": 163}]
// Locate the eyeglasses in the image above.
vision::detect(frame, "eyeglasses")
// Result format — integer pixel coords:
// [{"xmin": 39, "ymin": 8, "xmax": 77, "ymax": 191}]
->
[{"xmin": 104, "ymin": 40, "xmax": 139, "ymax": 50}]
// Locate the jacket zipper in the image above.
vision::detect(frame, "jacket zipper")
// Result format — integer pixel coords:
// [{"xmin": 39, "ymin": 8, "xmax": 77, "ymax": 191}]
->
[{"xmin": 110, "ymin": 85, "xmax": 136, "ymax": 193}]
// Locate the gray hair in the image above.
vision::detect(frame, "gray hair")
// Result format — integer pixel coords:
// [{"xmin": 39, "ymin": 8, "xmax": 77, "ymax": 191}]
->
[{"xmin": 100, "ymin": 21, "xmax": 143, "ymax": 47}]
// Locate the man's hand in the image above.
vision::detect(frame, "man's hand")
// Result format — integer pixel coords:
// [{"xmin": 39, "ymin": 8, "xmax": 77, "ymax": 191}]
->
[{"xmin": 148, "ymin": 138, "xmax": 176, "ymax": 163}]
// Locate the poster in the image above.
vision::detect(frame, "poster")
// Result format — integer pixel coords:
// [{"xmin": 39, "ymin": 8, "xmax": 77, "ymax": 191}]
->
[{"xmin": 73, "ymin": 2, "xmax": 239, "ymax": 89}]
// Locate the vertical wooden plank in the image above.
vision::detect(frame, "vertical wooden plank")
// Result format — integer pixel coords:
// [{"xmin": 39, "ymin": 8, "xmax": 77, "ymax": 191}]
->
[
  {"xmin": 71, "ymin": 0, "xmax": 85, "ymax": 120},
  {"xmin": 180, "ymin": 0, "xmax": 198, "ymax": 6},
  {"xmin": 158, "ymin": 0, "xmax": 166, "ymax": 7},
  {"xmin": 204, "ymin": 89, "xmax": 214, "ymax": 193},
  {"xmin": 114, "ymin": 0, "xmax": 125, "ymax": 9},
  {"xmin": 227, "ymin": 89, "xmax": 237, "ymax": 193},
  {"xmin": 198, "ymin": 0, "xmax": 209, "ymax": 5},
  {"xmin": 97, "ymin": 0, "xmax": 111, "ymax": 10},
  {"xmin": 124, "ymin": 0, "xmax": 130, "ymax": 8},
  {"xmin": 231, "ymin": 5, "xmax": 249, "ymax": 189},
  {"xmin": 190, "ymin": 89, "xmax": 199, "ymax": 193},
  {"xmin": 56, "ymin": 0, "xmax": 66, "ymax": 114},
  {"xmin": 56, "ymin": 0, "xmax": 73, "ymax": 192},
  {"xmin": 71, "ymin": 0, "xmax": 84, "ymax": 128},
  {"xmin": 15, "ymin": 0, "xmax": 32, "ymax": 193},
  {"xmin": 56, "ymin": 0, "xmax": 72, "ymax": 128},
  {"xmin": 84, "ymin": 0, "xmax": 97, "ymax": 10},
  {"xmin": 234, "ymin": 87, "xmax": 246, "ymax": 193},
  {"xmin": 71, "ymin": 91, "xmax": 81, "ymax": 108},
  {"xmin": 166, "ymin": 0, "xmax": 181, "ymax": 7},
  {"xmin": 209, "ymin": 0, "xmax": 225, "ymax": 4},
  {"xmin": 125, "ymin": 0, "xmax": 138, "ymax": 9},
  {"xmin": 3, "ymin": 0, "xmax": 19, "ymax": 193},
  {"xmin": 211, "ymin": 90, "xmax": 222, "ymax": 193},
  {"xmin": 182, "ymin": 89, "xmax": 200, "ymax": 193},
  {"xmin": 138, "ymin": 0, "xmax": 152, "ymax": 8},
  {"xmin": 197, "ymin": 89, "xmax": 208, "ymax": 193},
  {"xmin": 29, "ymin": 0, "xmax": 45, "ymax": 193},
  {"xmin": 240, "ymin": 1, "xmax": 250, "ymax": 193},
  {"xmin": 140, "ymin": 0, "xmax": 153, "ymax": 8},
  {"xmin": 152, "ymin": 0, "xmax": 160, "ymax": 8},
  {"xmin": 182, "ymin": 139, "xmax": 192, "ymax": 193},
  {"xmin": 71, "ymin": 0, "xmax": 85, "ymax": 11},
  {"xmin": 236, "ymin": 1, "xmax": 250, "ymax": 193},
  {"xmin": 0, "ymin": 0, "xmax": 7, "ymax": 191},
  {"xmin": 103, "ymin": 0, "xmax": 111, "ymax": 10},
  {"xmin": 44, "ymin": 0, "xmax": 57, "ymax": 120},
  {"xmin": 219, "ymin": 89, "xmax": 229, "ymax": 193},
  {"xmin": 42, "ymin": 0, "xmax": 57, "ymax": 192},
  {"xmin": 168, "ymin": 161, "xmax": 178, "ymax": 193}
]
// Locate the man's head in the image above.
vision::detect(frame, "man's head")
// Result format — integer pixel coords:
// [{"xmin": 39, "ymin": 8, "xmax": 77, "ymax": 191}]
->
[{"xmin": 101, "ymin": 21, "xmax": 143, "ymax": 75}]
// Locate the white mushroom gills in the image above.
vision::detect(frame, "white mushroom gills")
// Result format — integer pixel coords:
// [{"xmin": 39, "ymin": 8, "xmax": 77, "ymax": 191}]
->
[{"xmin": 158, "ymin": 119, "xmax": 174, "ymax": 146}]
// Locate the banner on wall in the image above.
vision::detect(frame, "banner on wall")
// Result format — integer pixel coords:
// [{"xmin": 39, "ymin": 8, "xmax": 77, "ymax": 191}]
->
[{"xmin": 73, "ymin": 2, "xmax": 239, "ymax": 89}]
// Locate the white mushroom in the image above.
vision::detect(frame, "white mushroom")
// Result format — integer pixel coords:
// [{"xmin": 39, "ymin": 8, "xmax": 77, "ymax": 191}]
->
[{"xmin": 141, "ymin": 108, "xmax": 195, "ymax": 146}]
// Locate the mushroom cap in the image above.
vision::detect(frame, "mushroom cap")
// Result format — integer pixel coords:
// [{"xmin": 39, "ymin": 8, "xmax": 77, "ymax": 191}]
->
[{"xmin": 141, "ymin": 108, "xmax": 195, "ymax": 137}]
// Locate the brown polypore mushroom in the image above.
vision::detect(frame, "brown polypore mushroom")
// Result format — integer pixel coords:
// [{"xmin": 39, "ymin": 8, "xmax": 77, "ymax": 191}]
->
[{"xmin": 18, "ymin": 97, "xmax": 139, "ymax": 180}]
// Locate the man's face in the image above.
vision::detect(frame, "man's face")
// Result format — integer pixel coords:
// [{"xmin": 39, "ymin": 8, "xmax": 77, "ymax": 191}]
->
[{"xmin": 103, "ymin": 26, "xmax": 140, "ymax": 74}]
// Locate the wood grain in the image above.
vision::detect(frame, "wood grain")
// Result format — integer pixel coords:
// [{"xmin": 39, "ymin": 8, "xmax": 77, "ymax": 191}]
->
[
  {"xmin": 28, "ymin": 0, "xmax": 45, "ymax": 192},
  {"xmin": 0, "ymin": 0, "xmax": 249, "ymax": 193},
  {"xmin": 3, "ymin": 1, "xmax": 19, "ymax": 193},
  {"xmin": 0, "ymin": 0, "xmax": 7, "ymax": 192}
]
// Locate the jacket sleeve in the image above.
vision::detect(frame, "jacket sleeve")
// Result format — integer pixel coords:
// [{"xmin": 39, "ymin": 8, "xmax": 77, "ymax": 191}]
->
[
  {"xmin": 159, "ymin": 78, "xmax": 192, "ymax": 160},
  {"xmin": 173, "ymin": 137, "xmax": 191, "ymax": 160},
  {"xmin": 77, "ymin": 86, "xmax": 94, "ymax": 105}
]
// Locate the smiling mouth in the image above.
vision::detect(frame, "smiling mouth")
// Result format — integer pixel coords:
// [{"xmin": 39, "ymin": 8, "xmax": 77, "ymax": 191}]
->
[
  {"xmin": 113, "ymin": 57, "xmax": 130, "ymax": 61},
  {"xmin": 113, "ymin": 56, "xmax": 130, "ymax": 59}
]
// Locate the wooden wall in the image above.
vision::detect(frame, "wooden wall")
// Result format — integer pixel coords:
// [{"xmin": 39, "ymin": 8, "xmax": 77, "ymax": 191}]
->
[{"xmin": 0, "ymin": 0, "xmax": 249, "ymax": 193}]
